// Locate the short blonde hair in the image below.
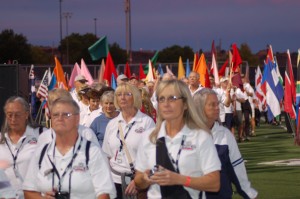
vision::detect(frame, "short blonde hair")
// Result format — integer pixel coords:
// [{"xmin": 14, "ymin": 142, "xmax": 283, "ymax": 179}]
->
[{"xmin": 114, "ymin": 83, "xmax": 142, "ymax": 110}]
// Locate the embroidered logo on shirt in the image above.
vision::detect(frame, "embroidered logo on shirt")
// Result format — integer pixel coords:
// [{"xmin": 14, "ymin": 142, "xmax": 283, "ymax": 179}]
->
[
  {"xmin": 135, "ymin": 127, "xmax": 144, "ymax": 134},
  {"xmin": 73, "ymin": 162, "xmax": 87, "ymax": 172},
  {"xmin": 182, "ymin": 141, "xmax": 196, "ymax": 150},
  {"xmin": 28, "ymin": 137, "xmax": 37, "ymax": 144}
]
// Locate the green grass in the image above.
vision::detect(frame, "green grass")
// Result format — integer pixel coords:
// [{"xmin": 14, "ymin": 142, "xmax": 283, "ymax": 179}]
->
[{"xmin": 232, "ymin": 122, "xmax": 300, "ymax": 199}]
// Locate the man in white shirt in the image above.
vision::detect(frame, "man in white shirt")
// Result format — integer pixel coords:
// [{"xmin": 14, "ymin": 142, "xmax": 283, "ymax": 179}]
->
[
  {"xmin": 70, "ymin": 75, "xmax": 88, "ymax": 105},
  {"xmin": 188, "ymin": 71, "xmax": 203, "ymax": 96}
]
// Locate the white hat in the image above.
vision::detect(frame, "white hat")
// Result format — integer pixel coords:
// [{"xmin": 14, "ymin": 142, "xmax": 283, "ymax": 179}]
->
[
  {"xmin": 117, "ymin": 74, "xmax": 128, "ymax": 81},
  {"xmin": 75, "ymin": 75, "xmax": 88, "ymax": 82}
]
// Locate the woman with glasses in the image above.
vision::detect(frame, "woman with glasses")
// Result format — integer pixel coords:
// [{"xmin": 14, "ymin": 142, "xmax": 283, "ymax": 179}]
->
[
  {"xmin": 0, "ymin": 96, "xmax": 45, "ymax": 199},
  {"xmin": 102, "ymin": 83, "xmax": 155, "ymax": 199},
  {"xmin": 193, "ymin": 88, "xmax": 258, "ymax": 199},
  {"xmin": 134, "ymin": 79, "xmax": 221, "ymax": 199},
  {"xmin": 23, "ymin": 97, "xmax": 116, "ymax": 199}
]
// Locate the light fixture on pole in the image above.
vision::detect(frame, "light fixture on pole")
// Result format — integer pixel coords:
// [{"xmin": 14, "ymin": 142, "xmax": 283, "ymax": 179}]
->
[{"xmin": 63, "ymin": 12, "xmax": 72, "ymax": 65}]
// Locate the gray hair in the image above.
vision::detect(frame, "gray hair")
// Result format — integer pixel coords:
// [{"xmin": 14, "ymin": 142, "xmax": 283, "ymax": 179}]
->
[
  {"xmin": 193, "ymin": 88, "xmax": 219, "ymax": 126},
  {"xmin": 0, "ymin": 96, "xmax": 35, "ymax": 144},
  {"xmin": 50, "ymin": 97, "xmax": 80, "ymax": 115},
  {"xmin": 149, "ymin": 79, "xmax": 209, "ymax": 143}
]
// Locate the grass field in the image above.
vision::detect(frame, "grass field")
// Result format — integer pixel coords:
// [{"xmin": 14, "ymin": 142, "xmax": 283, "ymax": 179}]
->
[{"xmin": 232, "ymin": 122, "xmax": 300, "ymax": 199}]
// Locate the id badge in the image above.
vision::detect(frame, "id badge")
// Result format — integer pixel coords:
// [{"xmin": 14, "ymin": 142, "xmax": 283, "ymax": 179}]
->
[
  {"xmin": 14, "ymin": 167, "xmax": 23, "ymax": 181},
  {"xmin": 116, "ymin": 151, "xmax": 124, "ymax": 164}
]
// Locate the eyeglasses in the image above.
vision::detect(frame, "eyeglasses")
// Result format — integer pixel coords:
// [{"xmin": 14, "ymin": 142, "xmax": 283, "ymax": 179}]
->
[
  {"xmin": 116, "ymin": 92, "xmax": 133, "ymax": 97},
  {"xmin": 51, "ymin": 112, "xmax": 78, "ymax": 119},
  {"xmin": 6, "ymin": 112, "xmax": 26, "ymax": 119},
  {"xmin": 157, "ymin": 96, "xmax": 184, "ymax": 103}
]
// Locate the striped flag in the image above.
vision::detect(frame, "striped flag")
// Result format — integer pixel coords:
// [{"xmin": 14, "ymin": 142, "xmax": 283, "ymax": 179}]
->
[
  {"xmin": 255, "ymin": 66, "xmax": 265, "ymax": 105},
  {"xmin": 37, "ymin": 70, "xmax": 49, "ymax": 100},
  {"xmin": 284, "ymin": 50, "xmax": 296, "ymax": 119}
]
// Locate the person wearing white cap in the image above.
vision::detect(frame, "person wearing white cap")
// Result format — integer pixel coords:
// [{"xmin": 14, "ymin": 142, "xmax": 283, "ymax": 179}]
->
[
  {"xmin": 70, "ymin": 75, "xmax": 88, "ymax": 105},
  {"xmin": 117, "ymin": 74, "xmax": 128, "ymax": 86}
]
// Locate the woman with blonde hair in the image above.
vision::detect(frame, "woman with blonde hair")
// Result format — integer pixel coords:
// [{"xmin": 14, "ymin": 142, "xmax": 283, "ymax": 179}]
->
[
  {"xmin": 102, "ymin": 83, "xmax": 155, "ymax": 199},
  {"xmin": 134, "ymin": 79, "xmax": 221, "ymax": 199},
  {"xmin": 193, "ymin": 88, "xmax": 258, "ymax": 199}
]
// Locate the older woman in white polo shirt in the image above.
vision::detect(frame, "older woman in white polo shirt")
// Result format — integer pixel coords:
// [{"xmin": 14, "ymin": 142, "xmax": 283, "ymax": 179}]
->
[
  {"xmin": 0, "ymin": 96, "xmax": 45, "ymax": 199},
  {"xmin": 134, "ymin": 79, "xmax": 221, "ymax": 199},
  {"xmin": 23, "ymin": 98, "xmax": 116, "ymax": 199},
  {"xmin": 102, "ymin": 83, "xmax": 155, "ymax": 199}
]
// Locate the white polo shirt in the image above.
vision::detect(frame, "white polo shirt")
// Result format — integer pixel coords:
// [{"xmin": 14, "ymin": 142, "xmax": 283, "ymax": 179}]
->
[
  {"xmin": 23, "ymin": 135, "xmax": 116, "ymax": 199},
  {"xmin": 135, "ymin": 121, "xmax": 221, "ymax": 199},
  {"xmin": 70, "ymin": 89, "xmax": 80, "ymax": 105},
  {"xmin": 0, "ymin": 125, "xmax": 40, "ymax": 199},
  {"xmin": 0, "ymin": 169, "xmax": 18, "ymax": 198},
  {"xmin": 189, "ymin": 85, "xmax": 203, "ymax": 97},
  {"xmin": 80, "ymin": 107, "xmax": 102, "ymax": 127},
  {"xmin": 102, "ymin": 110, "xmax": 155, "ymax": 184},
  {"xmin": 234, "ymin": 88, "xmax": 247, "ymax": 111}
]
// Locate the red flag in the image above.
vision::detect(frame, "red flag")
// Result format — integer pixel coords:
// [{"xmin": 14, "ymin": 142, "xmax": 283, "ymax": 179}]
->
[
  {"xmin": 284, "ymin": 50, "xmax": 296, "ymax": 119},
  {"xmin": 218, "ymin": 59, "xmax": 228, "ymax": 77},
  {"xmin": 255, "ymin": 66, "xmax": 265, "ymax": 104},
  {"xmin": 124, "ymin": 62, "xmax": 131, "ymax": 78},
  {"xmin": 232, "ymin": 43, "xmax": 242, "ymax": 72},
  {"xmin": 53, "ymin": 57, "xmax": 68, "ymax": 90},
  {"xmin": 231, "ymin": 73, "xmax": 243, "ymax": 91},
  {"xmin": 103, "ymin": 52, "xmax": 118, "ymax": 86},
  {"xmin": 139, "ymin": 63, "xmax": 146, "ymax": 80},
  {"xmin": 265, "ymin": 45, "xmax": 274, "ymax": 63}
]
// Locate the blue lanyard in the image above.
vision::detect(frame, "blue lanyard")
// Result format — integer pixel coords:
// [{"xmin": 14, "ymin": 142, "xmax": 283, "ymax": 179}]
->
[
  {"xmin": 117, "ymin": 121, "xmax": 136, "ymax": 151},
  {"xmin": 168, "ymin": 135, "xmax": 186, "ymax": 173},
  {"xmin": 5, "ymin": 137, "xmax": 26, "ymax": 169}
]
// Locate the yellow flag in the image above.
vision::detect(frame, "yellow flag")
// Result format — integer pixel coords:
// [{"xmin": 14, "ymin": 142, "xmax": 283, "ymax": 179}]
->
[{"xmin": 177, "ymin": 56, "xmax": 185, "ymax": 79}]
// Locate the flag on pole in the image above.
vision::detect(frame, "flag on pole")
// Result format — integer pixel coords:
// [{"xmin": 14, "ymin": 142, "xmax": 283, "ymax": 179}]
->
[
  {"xmin": 98, "ymin": 59, "xmax": 105, "ymax": 83},
  {"xmin": 53, "ymin": 57, "xmax": 68, "ymax": 90},
  {"xmin": 177, "ymin": 56, "xmax": 185, "ymax": 79},
  {"xmin": 68, "ymin": 62, "xmax": 81, "ymax": 89},
  {"xmin": 255, "ymin": 66, "xmax": 265, "ymax": 104},
  {"xmin": 103, "ymin": 52, "xmax": 118, "ymax": 86},
  {"xmin": 81, "ymin": 58, "xmax": 94, "ymax": 85},
  {"xmin": 144, "ymin": 51, "xmax": 159, "ymax": 74},
  {"xmin": 28, "ymin": 65, "xmax": 37, "ymax": 119},
  {"xmin": 146, "ymin": 60, "xmax": 155, "ymax": 82},
  {"xmin": 111, "ymin": 75, "xmax": 117, "ymax": 90},
  {"xmin": 231, "ymin": 43, "xmax": 242, "ymax": 72},
  {"xmin": 138, "ymin": 63, "xmax": 146, "ymax": 80},
  {"xmin": 37, "ymin": 70, "xmax": 49, "ymax": 100},
  {"xmin": 219, "ymin": 59, "xmax": 229, "ymax": 77},
  {"xmin": 124, "ymin": 62, "xmax": 131, "ymax": 78},
  {"xmin": 185, "ymin": 59, "xmax": 191, "ymax": 77},
  {"xmin": 211, "ymin": 53, "xmax": 219, "ymax": 86},
  {"xmin": 195, "ymin": 53, "xmax": 208, "ymax": 87},
  {"xmin": 157, "ymin": 63, "xmax": 164, "ymax": 77},
  {"xmin": 262, "ymin": 60, "xmax": 282, "ymax": 122},
  {"xmin": 88, "ymin": 36, "xmax": 109, "ymax": 61},
  {"xmin": 284, "ymin": 49, "xmax": 296, "ymax": 119},
  {"xmin": 166, "ymin": 65, "xmax": 175, "ymax": 77},
  {"xmin": 192, "ymin": 53, "xmax": 199, "ymax": 71}
]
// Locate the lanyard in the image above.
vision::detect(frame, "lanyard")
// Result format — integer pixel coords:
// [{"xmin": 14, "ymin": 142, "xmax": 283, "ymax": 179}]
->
[
  {"xmin": 48, "ymin": 136, "xmax": 82, "ymax": 192},
  {"xmin": 168, "ymin": 135, "xmax": 186, "ymax": 173},
  {"xmin": 117, "ymin": 121, "xmax": 135, "ymax": 151},
  {"xmin": 5, "ymin": 137, "xmax": 26, "ymax": 169}
]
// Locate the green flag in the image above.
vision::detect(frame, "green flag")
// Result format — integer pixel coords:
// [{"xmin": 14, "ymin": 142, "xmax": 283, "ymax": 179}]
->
[
  {"xmin": 144, "ymin": 51, "xmax": 159, "ymax": 74},
  {"xmin": 88, "ymin": 36, "xmax": 109, "ymax": 61}
]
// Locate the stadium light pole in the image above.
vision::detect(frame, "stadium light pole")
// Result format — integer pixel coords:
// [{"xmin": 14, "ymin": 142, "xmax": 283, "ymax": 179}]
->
[
  {"xmin": 63, "ymin": 12, "xmax": 72, "ymax": 65},
  {"xmin": 124, "ymin": 0, "xmax": 132, "ymax": 63},
  {"xmin": 59, "ymin": 0, "xmax": 63, "ymax": 63},
  {"xmin": 94, "ymin": 18, "xmax": 97, "ymax": 37}
]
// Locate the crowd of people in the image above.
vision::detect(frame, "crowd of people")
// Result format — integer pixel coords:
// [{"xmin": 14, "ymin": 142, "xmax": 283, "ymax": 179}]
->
[{"xmin": 0, "ymin": 72, "xmax": 258, "ymax": 199}]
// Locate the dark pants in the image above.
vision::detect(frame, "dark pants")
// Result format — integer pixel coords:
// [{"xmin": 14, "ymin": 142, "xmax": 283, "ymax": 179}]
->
[
  {"xmin": 115, "ymin": 183, "xmax": 123, "ymax": 199},
  {"xmin": 223, "ymin": 113, "xmax": 233, "ymax": 130}
]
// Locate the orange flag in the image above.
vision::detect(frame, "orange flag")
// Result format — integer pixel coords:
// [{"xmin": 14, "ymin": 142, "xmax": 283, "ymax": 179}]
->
[
  {"xmin": 195, "ymin": 53, "xmax": 208, "ymax": 87},
  {"xmin": 192, "ymin": 53, "xmax": 199, "ymax": 71},
  {"xmin": 53, "ymin": 57, "xmax": 68, "ymax": 90}
]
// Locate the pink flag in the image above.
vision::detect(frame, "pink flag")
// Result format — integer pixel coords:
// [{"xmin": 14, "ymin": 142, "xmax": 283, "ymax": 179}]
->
[
  {"xmin": 68, "ymin": 62, "xmax": 81, "ymax": 89},
  {"xmin": 81, "ymin": 58, "xmax": 94, "ymax": 85}
]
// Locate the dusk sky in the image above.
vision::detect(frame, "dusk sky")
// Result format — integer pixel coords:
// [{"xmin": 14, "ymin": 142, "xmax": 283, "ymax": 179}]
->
[{"xmin": 1, "ymin": 0, "xmax": 299, "ymax": 53}]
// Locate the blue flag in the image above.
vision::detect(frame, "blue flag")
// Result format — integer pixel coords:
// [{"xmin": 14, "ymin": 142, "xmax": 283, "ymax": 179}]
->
[
  {"xmin": 186, "ymin": 59, "xmax": 191, "ymax": 77},
  {"xmin": 111, "ymin": 75, "xmax": 117, "ymax": 90},
  {"xmin": 157, "ymin": 64, "xmax": 164, "ymax": 77}
]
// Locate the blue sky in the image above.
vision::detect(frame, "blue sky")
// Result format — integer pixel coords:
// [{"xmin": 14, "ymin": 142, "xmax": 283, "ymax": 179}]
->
[{"xmin": 1, "ymin": 0, "xmax": 299, "ymax": 53}]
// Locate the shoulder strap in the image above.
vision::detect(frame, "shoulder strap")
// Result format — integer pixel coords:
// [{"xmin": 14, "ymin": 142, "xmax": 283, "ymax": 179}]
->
[
  {"xmin": 38, "ymin": 126, "xmax": 44, "ymax": 135},
  {"xmin": 39, "ymin": 143, "xmax": 49, "ymax": 169},
  {"xmin": 85, "ymin": 141, "xmax": 91, "ymax": 169}
]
